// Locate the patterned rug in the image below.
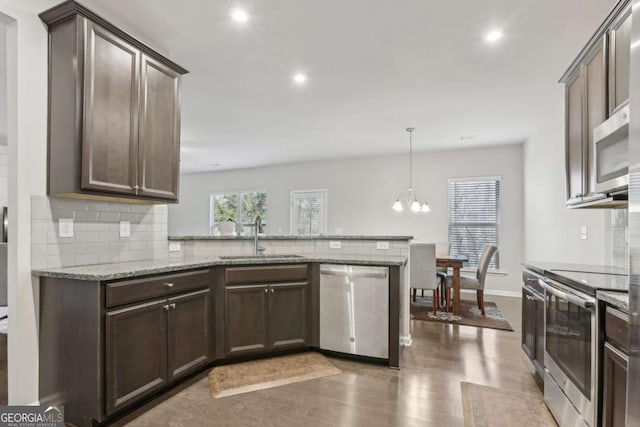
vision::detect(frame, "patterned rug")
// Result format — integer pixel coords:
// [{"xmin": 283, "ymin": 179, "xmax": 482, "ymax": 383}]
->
[
  {"xmin": 461, "ymin": 382, "xmax": 557, "ymax": 426},
  {"xmin": 410, "ymin": 296, "xmax": 513, "ymax": 331},
  {"xmin": 208, "ymin": 352, "xmax": 342, "ymax": 398}
]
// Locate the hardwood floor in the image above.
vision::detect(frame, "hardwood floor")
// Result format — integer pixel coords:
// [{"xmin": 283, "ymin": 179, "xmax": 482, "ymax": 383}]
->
[{"xmin": 114, "ymin": 295, "xmax": 540, "ymax": 427}]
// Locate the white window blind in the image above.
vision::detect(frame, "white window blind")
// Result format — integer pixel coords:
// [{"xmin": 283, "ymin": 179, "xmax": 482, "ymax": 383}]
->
[
  {"xmin": 448, "ymin": 177, "xmax": 500, "ymax": 269},
  {"xmin": 290, "ymin": 190, "xmax": 327, "ymax": 236}
]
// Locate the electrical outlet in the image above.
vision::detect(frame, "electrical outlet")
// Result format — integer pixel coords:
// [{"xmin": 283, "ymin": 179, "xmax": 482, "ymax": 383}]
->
[
  {"xmin": 58, "ymin": 218, "xmax": 74, "ymax": 238},
  {"xmin": 580, "ymin": 226, "xmax": 588, "ymax": 240},
  {"xmin": 119, "ymin": 221, "xmax": 131, "ymax": 238},
  {"xmin": 376, "ymin": 241, "xmax": 390, "ymax": 250},
  {"xmin": 329, "ymin": 241, "xmax": 341, "ymax": 249},
  {"xmin": 169, "ymin": 242, "xmax": 182, "ymax": 252}
]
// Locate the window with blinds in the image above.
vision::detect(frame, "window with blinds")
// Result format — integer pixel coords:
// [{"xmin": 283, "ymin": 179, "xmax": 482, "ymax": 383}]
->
[
  {"xmin": 290, "ymin": 190, "xmax": 327, "ymax": 236},
  {"xmin": 448, "ymin": 177, "xmax": 500, "ymax": 269}
]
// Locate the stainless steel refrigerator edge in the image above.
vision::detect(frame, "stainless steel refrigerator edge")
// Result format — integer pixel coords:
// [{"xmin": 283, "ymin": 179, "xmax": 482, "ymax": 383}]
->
[{"xmin": 627, "ymin": 2, "xmax": 640, "ymax": 424}]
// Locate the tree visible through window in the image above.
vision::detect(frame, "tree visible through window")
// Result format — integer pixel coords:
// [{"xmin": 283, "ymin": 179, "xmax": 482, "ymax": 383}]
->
[
  {"xmin": 448, "ymin": 177, "xmax": 500, "ymax": 269},
  {"xmin": 210, "ymin": 191, "xmax": 267, "ymax": 235}
]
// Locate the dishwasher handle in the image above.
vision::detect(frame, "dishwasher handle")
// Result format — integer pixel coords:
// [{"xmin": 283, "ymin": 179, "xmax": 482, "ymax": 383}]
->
[
  {"xmin": 320, "ymin": 267, "xmax": 388, "ymax": 279},
  {"xmin": 538, "ymin": 279, "xmax": 595, "ymax": 310}
]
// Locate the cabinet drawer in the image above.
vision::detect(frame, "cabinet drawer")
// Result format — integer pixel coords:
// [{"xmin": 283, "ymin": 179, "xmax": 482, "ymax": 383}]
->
[
  {"xmin": 605, "ymin": 307, "xmax": 629, "ymax": 353},
  {"xmin": 106, "ymin": 270, "xmax": 211, "ymax": 308},
  {"xmin": 225, "ymin": 264, "xmax": 308, "ymax": 285}
]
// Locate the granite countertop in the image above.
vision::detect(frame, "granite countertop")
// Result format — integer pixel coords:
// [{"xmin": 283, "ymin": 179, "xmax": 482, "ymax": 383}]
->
[
  {"xmin": 522, "ymin": 261, "xmax": 629, "ymax": 296},
  {"xmin": 32, "ymin": 254, "xmax": 408, "ymax": 281},
  {"xmin": 168, "ymin": 235, "xmax": 413, "ymax": 241},
  {"xmin": 597, "ymin": 291, "xmax": 629, "ymax": 313}
]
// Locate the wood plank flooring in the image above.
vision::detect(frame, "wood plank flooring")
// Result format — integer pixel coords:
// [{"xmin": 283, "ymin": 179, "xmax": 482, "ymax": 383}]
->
[{"xmin": 113, "ymin": 295, "xmax": 540, "ymax": 426}]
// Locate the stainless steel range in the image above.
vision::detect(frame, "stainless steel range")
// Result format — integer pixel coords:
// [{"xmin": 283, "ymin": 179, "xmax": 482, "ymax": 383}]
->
[{"xmin": 539, "ymin": 277, "xmax": 598, "ymax": 427}]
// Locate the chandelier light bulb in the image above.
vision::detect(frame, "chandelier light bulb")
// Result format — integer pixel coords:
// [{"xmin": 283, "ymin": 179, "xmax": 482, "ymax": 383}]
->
[
  {"xmin": 421, "ymin": 203, "xmax": 431, "ymax": 213},
  {"xmin": 392, "ymin": 200, "xmax": 404, "ymax": 212},
  {"xmin": 410, "ymin": 200, "xmax": 421, "ymax": 212}
]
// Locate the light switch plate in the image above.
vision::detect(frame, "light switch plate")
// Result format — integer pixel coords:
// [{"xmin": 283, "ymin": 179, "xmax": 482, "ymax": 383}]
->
[
  {"xmin": 58, "ymin": 218, "xmax": 74, "ymax": 238},
  {"xmin": 169, "ymin": 242, "xmax": 182, "ymax": 252},
  {"xmin": 376, "ymin": 241, "xmax": 390, "ymax": 250},
  {"xmin": 329, "ymin": 241, "xmax": 341, "ymax": 249},
  {"xmin": 580, "ymin": 226, "xmax": 588, "ymax": 240},
  {"xmin": 120, "ymin": 221, "xmax": 131, "ymax": 238}
]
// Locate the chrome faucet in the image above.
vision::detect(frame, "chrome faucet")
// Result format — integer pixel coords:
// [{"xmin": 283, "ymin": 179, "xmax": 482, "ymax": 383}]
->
[{"xmin": 254, "ymin": 216, "xmax": 266, "ymax": 256}]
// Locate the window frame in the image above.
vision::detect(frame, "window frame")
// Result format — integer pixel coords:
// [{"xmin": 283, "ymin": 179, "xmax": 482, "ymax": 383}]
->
[
  {"xmin": 447, "ymin": 176, "xmax": 500, "ymax": 270},
  {"xmin": 289, "ymin": 189, "xmax": 328, "ymax": 236},
  {"xmin": 209, "ymin": 189, "xmax": 267, "ymax": 235}
]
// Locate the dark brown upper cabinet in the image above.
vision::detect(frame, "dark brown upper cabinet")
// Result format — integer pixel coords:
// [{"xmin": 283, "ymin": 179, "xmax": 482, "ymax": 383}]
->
[
  {"xmin": 559, "ymin": 0, "xmax": 630, "ymax": 208},
  {"xmin": 40, "ymin": 1, "xmax": 187, "ymax": 203}
]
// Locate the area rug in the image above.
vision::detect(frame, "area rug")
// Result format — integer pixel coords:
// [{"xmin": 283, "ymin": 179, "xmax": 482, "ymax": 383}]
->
[
  {"xmin": 461, "ymin": 382, "xmax": 557, "ymax": 427},
  {"xmin": 208, "ymin": 352, "xmax": 342, "ymax": 398},
  {"xmin": 410, "ymin": 296, "xmax": 513, "ymax": 331}
]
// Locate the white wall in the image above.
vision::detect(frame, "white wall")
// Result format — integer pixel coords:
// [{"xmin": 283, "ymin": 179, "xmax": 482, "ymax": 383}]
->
[
  {"xmin": 0, "ymin": 0, "xmax": 54, "ymax": 405},
  {"xmin": 523, "ymin": 96, "xmax": 614, "ymax": 265},
  {"xmin": 170, "ymin": 144, "xmax": 524, "ymax": 294}
]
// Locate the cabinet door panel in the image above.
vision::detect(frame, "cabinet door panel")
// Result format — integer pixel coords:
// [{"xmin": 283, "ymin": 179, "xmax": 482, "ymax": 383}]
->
[
  {"xmin": 82, "ymin": 22, "xmax": 139, "ymax": 195},
  {"xmin": 269, "ymin": 282, "xmax": 308, "ymax": 349},
  {"xmin": 584, "ymin": 37, "xmax": 607, "ymax": 196},
  {"xmin": 534, "ymin": 293, "xmax": 545, "ymax": 377},
  {"xmin": 602, "ymin": 343, "xmax": 628, "ymax": 427},
  {"xmin": 105, "ymin": 300, "xmax": 167, "ymax": 415},
  {"xmin": 609, "ymin": 9, "xmax": 631, "ymax": 114},
  {"xmin": 138, "ymin": 54, "xmax": 180, "ymax": 200},
  {"xmin": 566, "ymin": 70, "xmax": 584, "ymax": 203},
  {"xmin": 225, "ymin": 285, "xmax": 269, "ymax": 355},
  {"xmin": 521, "ymin": 288, "xmax": 535, "ymax": 359},
  {"xmin": 168, "ymin": 290, "xmax": 211, "ymax": 380}
]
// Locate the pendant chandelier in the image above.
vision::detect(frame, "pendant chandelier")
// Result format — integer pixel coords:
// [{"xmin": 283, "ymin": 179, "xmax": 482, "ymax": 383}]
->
[{"xmin": 392, "ymin": 128, "xmax": 431, "ymax": 213}]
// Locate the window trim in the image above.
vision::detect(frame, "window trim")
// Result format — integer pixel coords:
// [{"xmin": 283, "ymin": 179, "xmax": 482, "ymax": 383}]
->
[
  {"xmin": 209, "ymin": 189, "xmax": 267, "ymax": 235},
  {"xmin": 447, "ymin": 176, "xmax": 501, "ymax": 270},
  {"xmin": 289, "ymin": 189, "xmax": 328, "ymax": 236}
]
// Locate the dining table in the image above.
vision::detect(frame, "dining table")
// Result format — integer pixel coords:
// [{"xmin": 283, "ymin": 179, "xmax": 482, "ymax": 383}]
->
[{"xmin": 436, "ymin": 254, "xmax": 468, "ymax": 316}]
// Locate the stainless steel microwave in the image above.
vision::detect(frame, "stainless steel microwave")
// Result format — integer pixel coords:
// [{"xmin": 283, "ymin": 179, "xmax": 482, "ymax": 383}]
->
[{"xmin": 593, "ymin": 104, "xmax": 629, "ymax": 194}]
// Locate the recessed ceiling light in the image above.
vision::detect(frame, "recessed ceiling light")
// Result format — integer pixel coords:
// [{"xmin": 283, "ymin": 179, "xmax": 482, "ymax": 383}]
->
[
  {"xmin": 460, "ymin": 136, "xmax": 478, "ymax": 141},
  {"xmin": 231, "ymin": 8, "xmax": 249, "ymax": 23},
  {"xmin": 293, "ymin": 73, "xmax": 307, "ymax": 84},
  {"xmin": 485, "ymin": 30, "xmax": 503, "ymax": 43},
  {"xmin": 208, "ymin": 162, "xmax": 222, "ymax": 167}
]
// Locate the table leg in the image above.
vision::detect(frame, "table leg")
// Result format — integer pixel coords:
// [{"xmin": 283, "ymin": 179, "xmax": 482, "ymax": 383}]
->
[{"xmin": 453, "ymin": 267, "xmax": 460, "ymax": 316}]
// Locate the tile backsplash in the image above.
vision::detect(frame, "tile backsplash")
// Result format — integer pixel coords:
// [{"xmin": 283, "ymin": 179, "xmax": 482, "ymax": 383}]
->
[{"xmin": 31, "ymin": 196, "xmax": 176, "ymax": 269}]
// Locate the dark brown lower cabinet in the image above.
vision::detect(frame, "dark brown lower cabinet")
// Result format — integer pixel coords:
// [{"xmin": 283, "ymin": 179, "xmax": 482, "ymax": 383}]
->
[
  {"xmin": 521, "ymin": 284, "xmax": 544, "ymax": 380},
  {"xmin": 270, "ymin": 282, "xmax": 308, "ymax": 349},
  {"xmin": 602, "ymin": 341, "xmax": 629, "ymax": 426},
  {"xmin": 225, "ymin": 282, "xmax": 308, "ymax": 357},
  {"xmin": 106, "ymin": 289, "xmax": 211, "ymax": 415},
  {"xmin": 106, "ymin": 300, "xmax": 168, "ymax": 415},
  {"xmin": 225, "ymin": 285, "xmax": 269, "ymax": 355}
]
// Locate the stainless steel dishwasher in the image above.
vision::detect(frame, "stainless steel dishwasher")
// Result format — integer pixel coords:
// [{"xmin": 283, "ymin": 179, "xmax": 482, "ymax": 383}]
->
[{"xmin": 319, "ymin": 264, "xmax": 389, "ymax": 359}]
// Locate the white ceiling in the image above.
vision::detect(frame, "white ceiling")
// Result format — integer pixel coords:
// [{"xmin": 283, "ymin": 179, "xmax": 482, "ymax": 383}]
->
[{"xmin": 78, "ymin": 0, "xmax": 616, "ymax": 173}]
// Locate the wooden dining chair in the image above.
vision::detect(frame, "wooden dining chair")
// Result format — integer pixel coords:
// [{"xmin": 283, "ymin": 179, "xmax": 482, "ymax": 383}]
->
[
  {"xmin": 446, "ymin": 245, "xmax": 498, "ymax": 316},
  {"xmin": 435, "ymin": 242, "xmax": 450, "ymax": 305},
  {"xmin": 409, "ymin": 243, "xmax": 439, "ymax": 314}
]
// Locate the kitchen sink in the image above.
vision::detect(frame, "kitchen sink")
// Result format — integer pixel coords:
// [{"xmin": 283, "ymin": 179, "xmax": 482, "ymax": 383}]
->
[{"xmin": 219, "ymin": 254, "xmax": 306, "ymax": 260}]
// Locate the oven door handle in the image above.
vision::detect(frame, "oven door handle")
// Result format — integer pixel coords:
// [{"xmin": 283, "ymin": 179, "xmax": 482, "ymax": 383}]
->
[{"xmin": 538, "ymin": 279, "xmax": 595, "ymax": 310}]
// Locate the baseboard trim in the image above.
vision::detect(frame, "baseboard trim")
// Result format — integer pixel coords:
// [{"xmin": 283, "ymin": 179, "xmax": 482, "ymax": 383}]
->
[
  {"xmin": 400, "ymin": 335, "xmax": 412, "ymax": 346},
  {"xmin": 459, "ymin": 289, "xmax": 520, "ymax": 298}
]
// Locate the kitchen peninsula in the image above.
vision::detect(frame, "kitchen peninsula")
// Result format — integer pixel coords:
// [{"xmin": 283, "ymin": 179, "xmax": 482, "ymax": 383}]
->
[{"xmin": 33, "ymin": 235, "xmax": 410, "ymax": 427}]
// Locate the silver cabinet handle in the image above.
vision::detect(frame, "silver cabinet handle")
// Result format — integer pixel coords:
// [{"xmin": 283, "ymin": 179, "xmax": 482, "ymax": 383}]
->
[
  {"xmin": 164, "ymin": 283, "xmax": 174, "ymax": 288},
  {"xmin": 163, "ymin": 304, "xmax": 170, "ymax": 310},
  {"xmin": 170, "ymin": 303, "xmax": 176, "ymax": 309},
  {"xmin": 270, "ymin": 289, "xmax": 274, "ymax": 294},
  {"xmin": 264, "ymin": 288, "xmax": 268, "ymax": 294},
  {"xmin": 133, "ymin": 185, "xmax": 139, "ymax": 190}
]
